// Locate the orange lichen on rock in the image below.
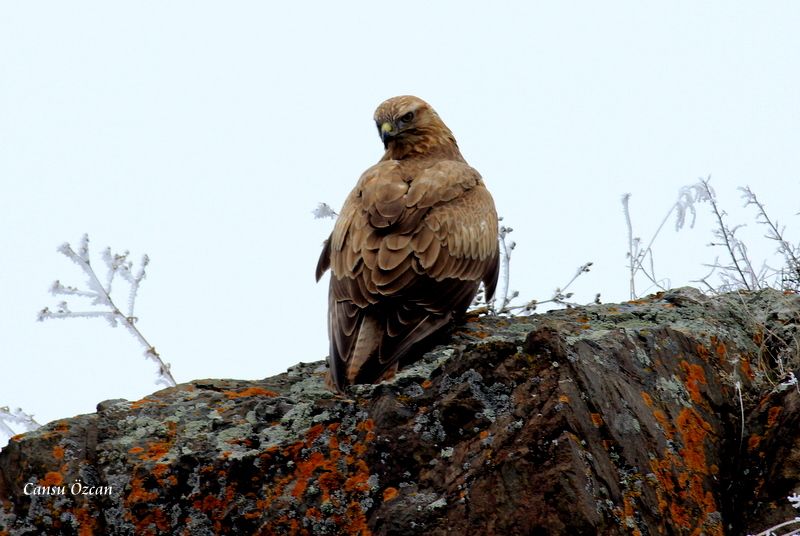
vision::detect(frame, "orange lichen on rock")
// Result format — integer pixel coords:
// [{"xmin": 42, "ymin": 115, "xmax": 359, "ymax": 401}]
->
[
  {"xmin": 648, "ymin": 405, "xmax": 722, "ymax": 536},
  {"xmin": 740, "ymin": 357, "xmax": 755, "ymax": 380},
  {"xmin": 640, "ymin": 392, "xmax": 653, "ymax": 407},
  {"xmin": 352, "ymin": 440, "xmax": 369, "ymax": 458},
  {"xmin": 291, "ymin": 451, "xmax": 328, "ymax": 498},
  {"xmin": 306, "ymin": 423, "xmax": 326, "ymax": 444},
  {"xmin": 342, "ymin": 501, "xmax": 371, "ymax": 536},
  {"xmin": 383, "ymin": 487, "xmax": 399, "ymax": 502},
  {"xmin": 676, "ymin": 408, "xmax": 712, "ymax": 474},
  {"xmin": 669, "ymin": 502, "xmax": 690, "ymax": 529},
  {"xmin": 126, "ymin": 474, "xmax": 159, "ymax": 504},
  {"xmin": 150, "ymin": 463, "xmax": 178, "ymax": 487},
  {"xmin": 710, "ymin": 335, "xmax": 727, "ymax": 361},
  {"xmin": 194, "ymin": 485, "xmax": 237, "ymax": 533},
  {"xmin": 652, "ymin": 409, "xmax": 675, "ymax": 439},
  {"xmin": 139, "ymin": 508, "xmax": 170, "ymax": 535},
  {"xmin": 252, "ymin": 418, "xmax": 379, "ymax": 535},
  {"xmin": 695, "ymin": 343, "xmax": 711, "ymax": 361},
  {"xmin": 130, "ymin": 397, "xmax": 157, "ymax": 410},
  {"xmin": 41, "ymin": 471, "xmax": 63, "ymax": 487},
  {"xmin": 344, "ymin": 460, "xmax": 371, "ymax": 492},
  {"xmin": 141, "ymin": 441, "xmax": 172, "ymax": 461},
  {"xmin": 356, "ymin": 419, "xmax": 376, "ymax": 443},
  {"xmin": 75, "ymin": 508, "xmax": 98, "ymax": 536},
  {"xmin": 767, "ymin": 406, "xmax": 782, "ymax": 428},
  {"xmin": 747, "ymin": 434, "xmax": 762, "ymax": 453},
  {"xmin": 590, "ymin": 413, "xmax": 603, "ymax": 427},
  {"xmin": 622, "ymin": 492, "xmax": 639, "ymax": 521},
  {"xmin": 680, "ymin": 361, "xmax": 707, "ymax": 405},
  {"xmin": 52, "ymin": 445, "xmax": 65, "ymax": 460},
  {"xmin": 222, "ymin": 387, "xmax": 279, "ymax": 399}
]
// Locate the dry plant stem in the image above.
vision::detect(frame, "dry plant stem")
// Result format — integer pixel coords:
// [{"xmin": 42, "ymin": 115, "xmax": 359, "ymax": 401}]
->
[
  {"xmin": 701, "ymin": 179, "xmax": 753, "ymax": 291},
  {"xmin": 496, "ymin": 226, "xmax": 513, "ymax": 313},
  {"xmin": 624, "ymin": 182, "xmax": 715, "ymax": 299},
  {"xmin": 623, "ymin": 193, "xmax": 637, "ymax": 299},
  {"xmin": 501, "ymin": 261, "xmax": 593, "ymax": 313},
  {"xmin": 735, "ymin": 380, "xmax": 745, "ymax": 448},
  {"xmin": 623, "ymin": 194, "xmax": 676, "ymax": 299}
]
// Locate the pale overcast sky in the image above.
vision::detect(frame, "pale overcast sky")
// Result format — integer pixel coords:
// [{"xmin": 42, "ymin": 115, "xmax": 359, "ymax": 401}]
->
[{"xmin": 1, "ymin": 2, "xmax": 798, "ymax": 441}]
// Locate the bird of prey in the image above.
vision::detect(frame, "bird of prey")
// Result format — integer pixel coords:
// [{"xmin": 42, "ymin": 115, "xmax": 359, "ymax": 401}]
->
[{"xmin": 316, "ymin": 95, "xmax": 499, "ymax": 393}]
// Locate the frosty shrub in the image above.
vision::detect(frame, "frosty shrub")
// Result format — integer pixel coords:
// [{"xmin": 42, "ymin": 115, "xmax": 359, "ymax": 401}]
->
[
  {"xmin": 0, "ymin": 407, "xmax": 40, "ymax": 446},
  {"xmin": 38, "ymin": 234, "xmax": 176, "ymax": 388},
  {"xmin": 624, "ymin": 178, "xmax": 799, "ymax": 298}
]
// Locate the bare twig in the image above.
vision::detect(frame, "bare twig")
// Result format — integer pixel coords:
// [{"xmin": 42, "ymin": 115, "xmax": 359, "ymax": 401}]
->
[{"xmin": 498, "ymin": 262, "xmax": 595, "ymax": 314}]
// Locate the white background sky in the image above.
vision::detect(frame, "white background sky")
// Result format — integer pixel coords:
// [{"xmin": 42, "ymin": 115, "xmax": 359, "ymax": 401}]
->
[{"xmin": 1, "ymin": 2, "xmax": 798, "ymax": 442}]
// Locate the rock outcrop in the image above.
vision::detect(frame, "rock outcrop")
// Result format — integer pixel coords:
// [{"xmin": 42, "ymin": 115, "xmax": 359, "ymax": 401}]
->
[{"xmin": 1, "ymin": 288, "xmax": 799, "ymax": 535}]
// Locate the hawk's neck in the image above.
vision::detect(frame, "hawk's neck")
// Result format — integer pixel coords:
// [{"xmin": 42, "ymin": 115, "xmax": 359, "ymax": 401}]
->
[{"xmin": 381, "ymin": 130, "xmax": 466, "ymax": 162}]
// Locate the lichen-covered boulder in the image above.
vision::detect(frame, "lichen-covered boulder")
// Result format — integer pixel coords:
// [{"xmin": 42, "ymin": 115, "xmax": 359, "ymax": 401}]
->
[{"xmin": 1, "ymin": 288, "xmax": 798, "ymax": 535}]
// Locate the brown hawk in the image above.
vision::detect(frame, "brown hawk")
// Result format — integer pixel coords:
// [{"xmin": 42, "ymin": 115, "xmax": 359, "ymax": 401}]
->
[{"xmin": 316, "ymin": 95, "xmax": 499, "ymax": 392}]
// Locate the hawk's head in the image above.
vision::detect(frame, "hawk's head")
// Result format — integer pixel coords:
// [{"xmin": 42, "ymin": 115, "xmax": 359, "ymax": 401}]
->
[{"xmin": 373, "ymin": 96, "xmax": 456, "ymax": 154}]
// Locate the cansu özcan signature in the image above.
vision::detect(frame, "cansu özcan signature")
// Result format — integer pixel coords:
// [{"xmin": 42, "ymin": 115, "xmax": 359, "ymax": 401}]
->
[{"xmin": 23, "ymin": 479, "xmax": 113, "ymax": 496}]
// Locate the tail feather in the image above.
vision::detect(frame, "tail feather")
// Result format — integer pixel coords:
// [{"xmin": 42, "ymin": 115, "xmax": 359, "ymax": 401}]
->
[{"xmin": 346, "ymin": 316, "xmax": 381, "ymax": 384}]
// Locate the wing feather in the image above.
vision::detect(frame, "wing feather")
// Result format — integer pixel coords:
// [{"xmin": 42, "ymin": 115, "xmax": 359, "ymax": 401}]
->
[{"xmin": 377, "ymin": 242, "xmax": 412, "ymax": 271}]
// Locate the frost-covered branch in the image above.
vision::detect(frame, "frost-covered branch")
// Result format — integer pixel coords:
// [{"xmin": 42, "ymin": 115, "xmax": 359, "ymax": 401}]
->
[
  {"xmin": 700, "ymin": 179, "xmax": 759, "ymax": 291},
  {"xmin": 493, "ymin": 220, "xmax": 517, "ymax": 313},
  {"xmin": 38, "ymin": 234, "xmax": 175, "ymax": 388},
  {"xmin": 312, "ymin": 202, "xmax": 338, "ymax": 220},
  {"xmin": 623, "ymin": 181, "xmax": 712, "ymax": 299},
  {"xmin": 497, "ymin": 262, "xmax": 596, "ymax": 314},
  {"xmin": 740, "ymin": 186, "xmax": 800, "ymax": 291},
  {"xmin": 747, "ymin": 492, "xmax": 800, "ymax": 536},
  {"xmin": 0, "ymin": 406, "xmax": 40, "ymax": 443},
  {"xmin": 476, "ymin": 220, "xmax": 595, "ymax": 315}
]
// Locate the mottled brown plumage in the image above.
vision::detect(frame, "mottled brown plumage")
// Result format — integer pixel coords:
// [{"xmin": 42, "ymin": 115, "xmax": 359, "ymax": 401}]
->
[{"xmin": 316, "ymin": 96, "xmax": 499, "ymax": 392}]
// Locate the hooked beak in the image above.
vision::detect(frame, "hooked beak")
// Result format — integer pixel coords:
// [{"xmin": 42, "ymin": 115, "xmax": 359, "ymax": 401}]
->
[{"xmin": 379, "ymin": 121, "xmax": 396, "ymax": 148}]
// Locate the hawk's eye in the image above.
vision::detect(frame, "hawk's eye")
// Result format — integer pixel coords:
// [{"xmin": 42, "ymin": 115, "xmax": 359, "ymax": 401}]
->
[{"xmin": 400, "ymin": 112, "xmax": 414, "ymax": 123}]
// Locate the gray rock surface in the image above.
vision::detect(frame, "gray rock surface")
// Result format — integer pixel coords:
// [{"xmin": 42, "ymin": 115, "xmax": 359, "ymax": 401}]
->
[{"xmin": 1, "ymin": 288, "xmax": 799, "ymax": 535}]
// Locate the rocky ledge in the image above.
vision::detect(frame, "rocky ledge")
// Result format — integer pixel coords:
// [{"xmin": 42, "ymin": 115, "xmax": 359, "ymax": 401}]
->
[{"xmin": 1, "ymin": 288, "xmax": 799, "ymax": 535}]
